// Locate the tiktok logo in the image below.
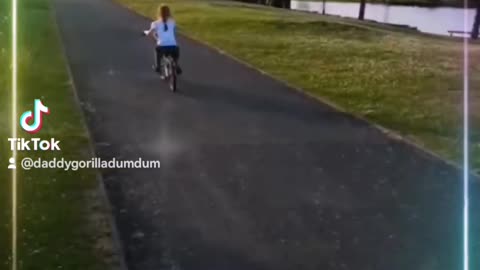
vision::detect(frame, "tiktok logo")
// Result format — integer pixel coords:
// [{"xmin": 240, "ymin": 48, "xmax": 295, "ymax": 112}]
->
[{"xmin": 20, "ymin": 99, "xmax": 50, "ymax": 134}]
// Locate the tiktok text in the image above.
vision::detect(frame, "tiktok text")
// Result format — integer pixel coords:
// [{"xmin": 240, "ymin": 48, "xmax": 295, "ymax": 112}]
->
[{"xmin": 8, "ymin": 138, "xmax": 61, "ymax": 151}]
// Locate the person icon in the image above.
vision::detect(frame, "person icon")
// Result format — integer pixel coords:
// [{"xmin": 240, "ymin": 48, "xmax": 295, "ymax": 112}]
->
[{"xmin": 8, "ymin": 157, "xmax": 16, "ymax": 170}]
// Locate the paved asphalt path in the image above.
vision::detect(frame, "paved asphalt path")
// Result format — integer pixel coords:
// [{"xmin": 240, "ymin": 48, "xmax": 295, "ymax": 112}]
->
[{"xmin": 54, "ymin": 0, "xmax": 479, "ymax": 269}]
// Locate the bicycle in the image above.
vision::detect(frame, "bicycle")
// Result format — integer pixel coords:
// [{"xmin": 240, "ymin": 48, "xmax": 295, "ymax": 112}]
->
[
  {"xmin": 159, "ymin": 54, "xmax": 177, "ymax": 92},
  {"xmin": 143, "ymin": 30, "xmax": 178, "ymax": 92}
]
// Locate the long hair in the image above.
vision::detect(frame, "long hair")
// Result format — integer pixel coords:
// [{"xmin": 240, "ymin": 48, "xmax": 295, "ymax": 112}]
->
[{"xmin": 158, "ymin": 5, "xmax": 171, "ymax": 32}]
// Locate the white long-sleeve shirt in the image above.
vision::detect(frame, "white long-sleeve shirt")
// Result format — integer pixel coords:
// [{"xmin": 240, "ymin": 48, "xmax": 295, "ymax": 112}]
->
[{"xmin": 148, "ymin": 18, "xmax": 177, "ymax": 47}]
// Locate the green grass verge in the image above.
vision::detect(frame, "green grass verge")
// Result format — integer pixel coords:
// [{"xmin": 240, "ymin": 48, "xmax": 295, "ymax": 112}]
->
[
  {"xmin": 118, "ymin": 0, "xmax": 479, "ymax": 173},
  {"xmin": 0, "ymin": 0, "xmax": 113, "ymax": 269}
]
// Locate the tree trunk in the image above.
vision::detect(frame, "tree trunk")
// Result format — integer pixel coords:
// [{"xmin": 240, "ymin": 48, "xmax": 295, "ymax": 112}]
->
[
  {"xmin": 472, "ymin": 5, "xmax": 480, "ymax": 39},
  {"xmin": 359, "ymin": 0, "xmax": 366, "ymax": 20}
]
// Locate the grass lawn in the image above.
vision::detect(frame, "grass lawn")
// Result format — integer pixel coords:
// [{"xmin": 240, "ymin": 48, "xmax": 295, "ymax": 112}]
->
[
  {"xmin": 0, "ymin": 0, "xmax": 116, "ymax": 269},
  {"xmin": 117, "ymin": 0, "xmax": 480, "ymax": 173}
]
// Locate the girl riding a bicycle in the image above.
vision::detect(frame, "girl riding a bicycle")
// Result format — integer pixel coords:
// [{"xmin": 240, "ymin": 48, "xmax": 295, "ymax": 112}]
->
[{"xmin": 144, "ymin": 4, "xmax": 181, "ymax": 76}]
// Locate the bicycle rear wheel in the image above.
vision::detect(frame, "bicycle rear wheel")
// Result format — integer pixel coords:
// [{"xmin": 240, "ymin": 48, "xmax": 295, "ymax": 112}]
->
[{"xmin": 169, "ymin": 60, "xmax": 177, "ymax": 92}]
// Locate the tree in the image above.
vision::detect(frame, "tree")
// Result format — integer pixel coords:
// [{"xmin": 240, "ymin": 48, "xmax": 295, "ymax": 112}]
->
[
  {"xmin": 271, "ymin": 0, "xmax": 291, "ymax": 8},
  {"xmin": 358, "ymin": 0, "xmax": 366, "ymax": 20},
  {"xmin": 472, "ymin": 3, "xmax": 480, "ymax": 39},
  {"xmin": 241, "ymin": 0, "xmax": 290, "ymax": 8}
]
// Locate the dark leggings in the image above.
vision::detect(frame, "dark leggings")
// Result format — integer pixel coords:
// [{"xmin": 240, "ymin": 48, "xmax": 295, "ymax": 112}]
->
[{"xmin": 155, "ymin": 46, "xmax": 180, "ymax": 68}]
